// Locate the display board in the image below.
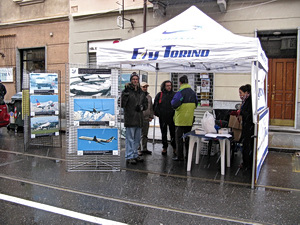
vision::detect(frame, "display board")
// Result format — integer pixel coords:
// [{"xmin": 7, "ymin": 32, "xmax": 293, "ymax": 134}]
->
[
  {"xmin": 255, "ymin": 108, "xmax": 269, "ymax": 182},
  {"xmin": 23, "ymin": 70, "xmax": 62, "ymax": 152},
  {"xmin": 66, "ymin": 64, "xmax": 120, "ymax": 171}
]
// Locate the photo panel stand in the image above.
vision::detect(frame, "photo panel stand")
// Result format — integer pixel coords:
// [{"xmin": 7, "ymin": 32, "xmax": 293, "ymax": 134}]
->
[
  {"xmin": 23, "ymin": 70, "xmax": 62, "ymax": 154},
  {"xmin": 66, "ymin": 64, "xmax": 120, "ymax": 171}
]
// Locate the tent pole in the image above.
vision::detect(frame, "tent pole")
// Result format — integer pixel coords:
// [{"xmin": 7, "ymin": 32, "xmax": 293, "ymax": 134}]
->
[
  {"xmin": 152, "ymin": 63, "xmax": 159, "ymax": 149},
  {"xmin": 251, "ymin": 61, "xmax": 259, "ymax": 189}
]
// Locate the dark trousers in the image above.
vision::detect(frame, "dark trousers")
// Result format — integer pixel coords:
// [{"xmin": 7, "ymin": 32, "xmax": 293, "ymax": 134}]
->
[
  {"xmin": 141, "ymin": 120, "xmax": 150, "ymax": 150},
  {"xmin": 159, "ymin": 117, "xmax": 176, "ymax": 150},
  {"xmin": 175, "ymin": 126, "xmax": 192, "ymax": 159},
  {"xmin": 242, "ymin": 135, "xmax": 254, "ymax": 168}
]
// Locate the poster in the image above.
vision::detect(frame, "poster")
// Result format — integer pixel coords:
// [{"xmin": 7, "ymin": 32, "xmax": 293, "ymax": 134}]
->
[
  {"xmin": 201, "ymin": 78, "xmax": 210, "ymax": 92},
  {"xmin": 120, "ymin": 73, "xmax": 131, "ymax": 90},
  {"xmin": 74, "ymin": 98, "xmax": 115, "ymax": 126},
  {"xmin": 30, "ymin": 95, "xmax": 59, "ymax": 116},
  {"xmin": 30, "ymin": 73, "xmax": 58, "ymax": 94},
  {"xmin": 31, "ymin": 116, "xmax": 59, "ymax": 138},
  {"xmin": 70, "ymin": 68, "xmax": 112, "ymax": 96},
  {"xmin": 77, "ymin": 128, "xmax": 118, "ymax": 155},
  {"xmin": 0, "ymin": 68, "xmax": 13, "ymax": 82}
]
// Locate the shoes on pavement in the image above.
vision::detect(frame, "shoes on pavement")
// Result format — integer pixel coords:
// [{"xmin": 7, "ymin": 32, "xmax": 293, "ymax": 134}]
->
[
  {"xmin": 138, "ymin": 151, "xmax": 143, "ymax": 156},
  {"xmin": 135, "ymin": 156, "xmax": 144, "ymax": 163},
  {"xmin": 141, "ymin": 150, "xmax": 152, "ymax": 155},
  {"xmin": 126, "ymin": 158, "xmax": 137, "ymax": 165},
  {"xmin": 161, "ymin": 148, "xmax": 167, "ymax": 155},
  {"xmin": 173, "ymin": 148, "xmax": 177, "ymax": 158},
  {"xmin": 172, "ymin": 157, "xmax": 184, "ymax": 161}
]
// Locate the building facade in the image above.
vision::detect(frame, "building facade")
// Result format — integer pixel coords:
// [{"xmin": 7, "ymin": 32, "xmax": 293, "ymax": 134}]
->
[
  {"xmin": 1, "ymin": 0, "xmax": 300, "ymax": 130},
  {"xmin": 68, "ymin": 0, "xmax": 300, "ymax": 129},
  {"xmin": 0, "ymin": 0, "xmax": 69, "ymax": 103}
]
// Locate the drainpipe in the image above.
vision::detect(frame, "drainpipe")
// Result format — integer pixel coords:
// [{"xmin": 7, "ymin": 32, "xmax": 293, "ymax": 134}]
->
[{"xmin": 143, "ymin": 0, "xmax": 147, "ymax": 33}]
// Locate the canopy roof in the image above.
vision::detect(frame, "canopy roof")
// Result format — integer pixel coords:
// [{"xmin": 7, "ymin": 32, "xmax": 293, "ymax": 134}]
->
[{"xmin": 97, "ymin": 6, "xmax": 268, "ymax": 73}]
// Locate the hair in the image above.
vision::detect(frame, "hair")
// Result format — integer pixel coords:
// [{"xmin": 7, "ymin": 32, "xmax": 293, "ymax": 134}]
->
[
  {"xmin": 239, "ymin": 84, "xmax": 251, "ymax": 93},
  {"xmin": 160, "ymin": 80, "xmax": 172, "ymax": 91},
  {"xmin": 179, "ymin": 75, "xmax": 188, "ymax": 84}
]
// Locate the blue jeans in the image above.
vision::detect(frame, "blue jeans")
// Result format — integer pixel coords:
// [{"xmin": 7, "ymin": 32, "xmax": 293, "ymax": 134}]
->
[{"xmin": 125, "ymin": 127, "xmax": 141, "ymax": 160}]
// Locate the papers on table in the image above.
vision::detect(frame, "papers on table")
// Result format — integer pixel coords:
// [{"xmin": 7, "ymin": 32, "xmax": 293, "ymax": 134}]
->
[{"xmin": 205, "ymin": 133, "xmax": 232, "ymax": 138}]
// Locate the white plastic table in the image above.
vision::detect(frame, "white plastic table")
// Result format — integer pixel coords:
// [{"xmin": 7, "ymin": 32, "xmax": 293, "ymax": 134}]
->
[{"xmin": 185, "ymin": 130, "xmax": 232, "ymax": 175}]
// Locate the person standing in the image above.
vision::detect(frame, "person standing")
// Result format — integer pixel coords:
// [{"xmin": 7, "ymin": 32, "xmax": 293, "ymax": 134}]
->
[
  {"xmin": 0, "ymin": 80, "xmax": 7, "ymax": 102},
  {"xmin": 153, "ymin": 80, "xmax": 176, "ymax": 156},
  {"xmin": 121, "ymin": 72, "xmax": 148, "ymax": 165},
  {"xmin": 238, "ymin": 84, "xmax": 254, "ymax": 170},
  {"xmin": 171, "ymin": 75, "xmax": 198, "ymax": 161},
  {"xmin": 138, "ymin": 82, "xmax": 154, "ymax": 156}
]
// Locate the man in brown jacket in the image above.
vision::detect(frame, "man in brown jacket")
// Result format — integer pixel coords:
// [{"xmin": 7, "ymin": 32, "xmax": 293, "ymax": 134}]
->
[{"xmin": 139, "ymin": 82, "xmax": 154, "ymax": 156}]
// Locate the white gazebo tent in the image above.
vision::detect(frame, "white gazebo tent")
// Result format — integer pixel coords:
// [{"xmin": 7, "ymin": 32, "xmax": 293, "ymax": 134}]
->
[{"xmin": 97, "ymin": 6, "xmax": 269, "ymax": 188}]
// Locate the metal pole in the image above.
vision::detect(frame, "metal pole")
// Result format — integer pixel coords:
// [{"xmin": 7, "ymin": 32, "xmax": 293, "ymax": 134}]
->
[
  {"xmin": 152, "ymin": 63, "xmax": 159, "ymax": 148},
  {"xmin": 251, "ymin": 61, "xmax": 259, "ymax": 189},
  {"xmin": 143, "ymin": 0, "xmax": 147, "ymax": 33},
  {"xmin": 122, "ymin": 0, "xmax": 124, "ymax": 29}
]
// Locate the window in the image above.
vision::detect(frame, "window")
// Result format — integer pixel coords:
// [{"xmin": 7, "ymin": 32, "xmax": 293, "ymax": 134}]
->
[{"xmin": 13, "ymin": 0, "xmax": 45, "ymax": 6}]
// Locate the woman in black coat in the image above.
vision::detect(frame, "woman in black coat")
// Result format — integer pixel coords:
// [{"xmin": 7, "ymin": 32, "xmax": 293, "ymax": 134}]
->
[
  {"xmin": 239, "ymin": 84, "xmax": 254, "ymax": 170},
  {"xmin": 153, "ymin": 80, "xmax": 176, "ymax": 156}
]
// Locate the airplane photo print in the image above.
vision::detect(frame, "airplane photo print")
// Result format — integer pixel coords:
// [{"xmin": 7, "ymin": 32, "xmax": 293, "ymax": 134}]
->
[
  {"xmin": 74, "ymin": 98, "xmax": 115, "ymax": 125},
  {"xmin": 30, "ymin": 95, "xmax": 59, "ymax": 116},
  {"xmin": 30, "ymin": 73, "xmax": 58, "ymax": 94},
  {"xmin": 70, "ymin": 68, "xmax": 112, "ymax": 97},
  {"xmin": 77, "ymin": 128, "xmax": 118, "ymax": 155},
  {"xmin": 30, "ymin": 116, "xmax": 59, "ymax": 138}
]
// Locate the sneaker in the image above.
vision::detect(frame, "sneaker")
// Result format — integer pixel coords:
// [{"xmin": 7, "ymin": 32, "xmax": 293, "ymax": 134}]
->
[
  {"xmin": 135, "ymin": 156, "xmax": 144, "ymax": 163},
  {"xmin": 138, "ymin": 150, "xmax": 143, "ymax": 156},
  {"xmin": 126, "ymin": 158, "xmax": 137, "ymax": 165},
  {"xmin": 141, "ymin": 150, "xmax": 152, "ymax": 155},
  {"xmin": 161, "ymin": 148, "xmax": 167, "ymax": 155}
]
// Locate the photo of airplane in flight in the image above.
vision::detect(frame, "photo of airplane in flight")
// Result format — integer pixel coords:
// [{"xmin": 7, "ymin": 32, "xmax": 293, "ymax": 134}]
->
[
  {"xmin": 75, "ymin": 101, "xmax": 109, "ymax": 114},
  {"xmin": 77, "ymin": 128, "xmax": 118, "ymax": 152},
  {"xmin": 30, "ymin": 95, "xmax": 58, "ymax": 115},
  {"xmin": 74, "ymin": 98, "xmax": 115, "ymax": 125},
  {"xmin": 78, "ymin": 136, "xmax": 115, "ymax": 144},
  {"xmin": 70, "ymin": 72, "xmax": 111, "ymax": 96}
]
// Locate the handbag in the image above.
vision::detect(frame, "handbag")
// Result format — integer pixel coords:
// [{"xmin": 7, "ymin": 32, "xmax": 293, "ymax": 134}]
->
[
  {"xmin": 201, "ymin": 111, "xmax": 217, "ymax": 134},
  {"xmin": 154, "ymin": 92, "xmax": 163, "ymax": 117}
]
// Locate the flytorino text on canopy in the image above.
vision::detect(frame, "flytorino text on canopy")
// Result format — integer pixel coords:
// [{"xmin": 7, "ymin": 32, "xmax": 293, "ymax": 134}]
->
[{"xmin": 131, "ymin": 45, "xmax": 210, "ymax": 60}]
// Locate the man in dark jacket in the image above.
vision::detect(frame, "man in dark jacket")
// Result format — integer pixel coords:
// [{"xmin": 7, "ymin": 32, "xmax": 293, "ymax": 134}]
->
[
  {"xmin": 121, "ymin": 72, "xmax": 148, "ymax": 165},
  {"xmin": 0, "ymin": 80, "xmax": 7, "ymax": 102},
  {"xmin": 153, "ymin": 80, "xmax": 176, "ymax": 156}
]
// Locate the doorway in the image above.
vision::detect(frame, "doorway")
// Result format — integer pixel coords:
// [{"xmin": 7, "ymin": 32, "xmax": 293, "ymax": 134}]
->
[
  {"xmin": 19, "ymin": 48, "xmax": 45, "ymax": 90},
  {"xmin": 258, "ymin": 30, "xmax": 297, "ymax": 126},
  {"xmin": 268, "ymin": 58, "xmax": 296, "ymax": 126}
]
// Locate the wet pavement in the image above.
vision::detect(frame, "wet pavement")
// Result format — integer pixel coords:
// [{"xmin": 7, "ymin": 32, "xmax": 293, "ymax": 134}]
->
[{"xmin": 0, "ymin": 127, "xmax": 300, "ymax": 224}]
